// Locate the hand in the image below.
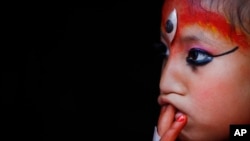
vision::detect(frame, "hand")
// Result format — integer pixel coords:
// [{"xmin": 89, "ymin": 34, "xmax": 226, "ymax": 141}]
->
[{"xmin": 157, "ymin": 105, "xmax": 187, "ymax": 141}]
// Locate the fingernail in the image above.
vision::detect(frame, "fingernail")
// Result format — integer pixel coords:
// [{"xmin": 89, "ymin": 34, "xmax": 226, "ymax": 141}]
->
[{"xmin": 177, "ymin": 115, "xmax": 185, "ymax": 122}]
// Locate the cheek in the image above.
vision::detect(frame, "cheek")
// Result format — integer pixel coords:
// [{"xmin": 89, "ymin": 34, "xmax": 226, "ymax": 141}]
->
[
  {"xmin": 191, "ymin": 79, "xmax": 227, "ymax": 111},
  {"xmin": 187, "ymin": 75, "xmax": 237, "ymax": 137},
  {"xmin": 189, "ymin": 59, "xmax": 250, "ymax": 123},
  {"xmin": 190, "ymin": 57, "xmax": 249, "ymax": 107}
]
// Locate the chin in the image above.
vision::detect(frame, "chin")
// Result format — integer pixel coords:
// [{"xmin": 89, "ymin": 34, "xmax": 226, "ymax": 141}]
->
[
  {"xmin": 176, "ymin": 130, "xmax": 229, "ymax": 141},
  {"xmin": 176, "ymin": 130, "xmax": 191, "ymax": 141}
]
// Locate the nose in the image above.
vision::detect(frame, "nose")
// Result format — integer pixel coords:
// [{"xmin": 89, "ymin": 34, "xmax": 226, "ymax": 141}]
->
[{"xmin": 159, "ymin": 53, "xmax": 187, "ymax": 95}]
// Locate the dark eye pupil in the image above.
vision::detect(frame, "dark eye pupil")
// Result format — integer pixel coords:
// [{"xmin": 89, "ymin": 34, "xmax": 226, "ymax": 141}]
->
[
  {"xmin": 166, "ymin": 20, "xmax": 173, "ymax": 33},
  {"xmin": 190, "ymin": 50, "xmax": 198, "ymax": 60},
  {"xmin": 187, "ymin": 49, "xmax": 213, "ymax": 66}
]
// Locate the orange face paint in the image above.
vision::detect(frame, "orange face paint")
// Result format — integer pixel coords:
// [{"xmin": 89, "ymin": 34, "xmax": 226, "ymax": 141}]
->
[{"xmin": 161, "ymin": 0, "xmax": 249, "ymax": 48}]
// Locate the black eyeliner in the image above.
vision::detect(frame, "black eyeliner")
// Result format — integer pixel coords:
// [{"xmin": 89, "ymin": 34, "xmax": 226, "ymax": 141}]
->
[
  {"xmin": 186, "ymin": 46, "xmax": 239, "ymax": 66},
  {"xmin": 212, "ymin": 46, "xmax": 239, "ymax": 57},
  {"xmin": 186, "ymin": 48, "xmax": 213, "ymax": 66}
]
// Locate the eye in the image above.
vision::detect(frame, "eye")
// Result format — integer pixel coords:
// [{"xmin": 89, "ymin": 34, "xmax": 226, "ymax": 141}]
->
[
  {"xmin": 186, "ymin": 48, "xmax": 213, "ymax": 66},
  {"xmin": 161, "ymin": 43, "xmax": 169, "ymax": 60},
  {"xmin": 165, "ymin": 9, "xmax": 177, "ymax": 43},
  {"xmin": 153, "ymin": 42, "xmax": 169, "ymax": 58},
  {"xmin": 186, "ymin": 46, "xmax": 239, "ymax": 66},
  {"xmin": 153, "ymin": 42, "xmax": 170, "ymax": 68},
  {"xmin": 162, "ymin": 43, "xmax": 170, "ymax": 58}
]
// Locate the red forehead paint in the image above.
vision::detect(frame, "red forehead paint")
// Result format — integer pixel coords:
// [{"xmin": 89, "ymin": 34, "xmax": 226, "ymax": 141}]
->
[{"xmin": 161, "ymin": 0, "xmax": 249, "ymax": 48}]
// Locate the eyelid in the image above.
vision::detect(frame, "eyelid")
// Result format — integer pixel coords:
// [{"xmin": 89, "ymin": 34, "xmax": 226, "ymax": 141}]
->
[
  {"xmin": 153, "ymin": 42, "xmax": 169, "ymax": 58},
  {"xmin": 188, "ymin": 48, "xmax": 213, "ymax": 55},
  {"xmin": 188, "ymin": 46, "xmax": 239, "ymax": 57},
  {"xmin": 186, "ymin": 46, "xmax": 239, "ymax": 66},
  {"xmin": 186, "ymin": 48, "xmax": 213, "ymax": 66}
]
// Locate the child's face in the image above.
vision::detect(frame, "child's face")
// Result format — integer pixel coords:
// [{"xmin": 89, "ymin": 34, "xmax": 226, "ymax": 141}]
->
[{"xmin": 159, "ymin": 0, "xmax": 250, "ymax": 140}]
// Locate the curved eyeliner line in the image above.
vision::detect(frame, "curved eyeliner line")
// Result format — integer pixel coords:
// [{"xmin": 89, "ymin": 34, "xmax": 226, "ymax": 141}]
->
[{"xmin": 213, "ymin": 46, "xmax": 239, "ymax": 57}]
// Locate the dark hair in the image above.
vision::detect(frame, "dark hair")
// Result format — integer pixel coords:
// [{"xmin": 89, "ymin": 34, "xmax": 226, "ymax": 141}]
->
[{"xmin": 193, "ymin": 0, "xmax": 250, "ymax": 35}]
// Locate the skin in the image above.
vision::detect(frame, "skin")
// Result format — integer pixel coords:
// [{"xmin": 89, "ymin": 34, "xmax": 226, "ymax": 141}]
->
[{"xmin": 157, "ymin": 0, "xmax": 250, "ymax": 141}]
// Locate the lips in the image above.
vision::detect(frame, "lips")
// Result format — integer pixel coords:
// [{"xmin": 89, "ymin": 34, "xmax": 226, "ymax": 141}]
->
[{"xmin": 158, "ymin": 95, "xmax": 186, "ymax": 120}]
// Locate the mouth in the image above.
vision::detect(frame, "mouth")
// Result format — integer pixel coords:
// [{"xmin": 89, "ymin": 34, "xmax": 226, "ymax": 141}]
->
[{"xmin": 158, "ymin": 95, "xmax": 186, "ymax": 121}]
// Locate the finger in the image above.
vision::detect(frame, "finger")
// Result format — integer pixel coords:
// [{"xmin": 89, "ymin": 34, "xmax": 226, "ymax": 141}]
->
[
  {"xmin": 160, "ymin": 114, "xmax": 187, "ymax": 141},
  {"xmin": 158, "ymin": 105, "xmax": 176, "ymax": 136}
]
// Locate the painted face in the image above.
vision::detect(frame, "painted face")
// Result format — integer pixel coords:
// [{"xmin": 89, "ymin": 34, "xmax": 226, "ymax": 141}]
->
[{"xmin": 158, "ymin": 0, "xmax": 250, "ymax": 140}]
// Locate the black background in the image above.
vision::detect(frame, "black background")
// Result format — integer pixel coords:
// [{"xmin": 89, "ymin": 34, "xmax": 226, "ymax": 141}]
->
[{"xmin": 2, "ymin": 1, "xmax": 164, "ymax": 140}]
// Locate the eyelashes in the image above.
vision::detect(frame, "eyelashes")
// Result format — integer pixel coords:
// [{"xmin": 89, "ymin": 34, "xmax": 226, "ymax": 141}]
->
[
  {"xmin": 154, "ymin": 40, "xmax": 239, "ymax": 67},
  {"xmin": 186, "ymin": 47, "xmax": 239, "ymax": 66},
  {"xmin": 186, "ymin": 48, "xmax": 213, "ymax": 66},
  {"xmin": 153, "ymin": 42, "xmax": 169, "ymax": 59},
  {"xmin": 157, "ymin": 44, "xmax": 239, "ymax": 67},
  {"xmin": 161, "ymin": 9, "xmax": 239, "ymax": 67}
]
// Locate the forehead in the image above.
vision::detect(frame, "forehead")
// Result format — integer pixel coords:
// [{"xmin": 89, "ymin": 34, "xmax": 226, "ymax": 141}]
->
[
  {"xmin": 161, "ymin": 0, "xmax": 249, "ymax": 48},
  {"xmin": 162, "ymin": 0, "xmax": 226, "ymax": 28}
]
